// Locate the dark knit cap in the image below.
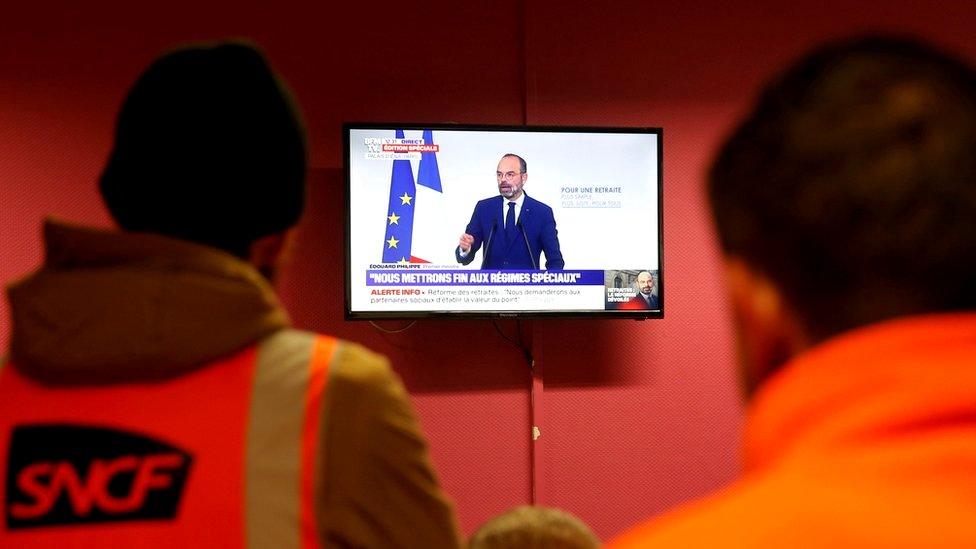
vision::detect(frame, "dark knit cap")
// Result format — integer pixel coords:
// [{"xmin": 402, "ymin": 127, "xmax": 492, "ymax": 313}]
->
[{"xmin": 100, "ymin": 42, "xmax": 306, "ymax": 258}]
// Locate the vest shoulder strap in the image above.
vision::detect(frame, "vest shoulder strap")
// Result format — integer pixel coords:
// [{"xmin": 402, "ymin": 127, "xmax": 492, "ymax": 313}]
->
[{"xmin": 246, "ymin": 330, "xmax": 338, "ymax": 549}]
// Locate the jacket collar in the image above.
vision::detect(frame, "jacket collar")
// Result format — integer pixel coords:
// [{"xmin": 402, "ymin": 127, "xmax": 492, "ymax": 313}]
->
[
  {"xmin": 6, "ymin": 220, "xmax": 290, "ymax": 385},
  {"xmin": 744, "ymin": 313, "xmax": 976, "ymax": 471}
]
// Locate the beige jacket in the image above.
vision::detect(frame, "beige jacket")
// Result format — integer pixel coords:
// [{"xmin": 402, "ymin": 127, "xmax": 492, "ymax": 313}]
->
[{"xmin": 4, "ymin": 220, "xmax": 460, "ymax": 548}]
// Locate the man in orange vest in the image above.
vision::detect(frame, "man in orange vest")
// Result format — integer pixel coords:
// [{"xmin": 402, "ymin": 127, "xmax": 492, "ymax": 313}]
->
[
  {"xmin": 1, "ymin": 43, "xmax": 460, "ymax": 548},
  {"xmin": 611, "ymin": 36, "xmax": 976, "ymax": 547}
]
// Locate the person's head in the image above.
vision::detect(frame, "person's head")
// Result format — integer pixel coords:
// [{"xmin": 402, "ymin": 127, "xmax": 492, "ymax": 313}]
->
[
  {"xmin": 497, "ymin": 153, "xmax": 527, "ymax": 200},
  {"xmin": 636, "ymin": 271, "xmax": 655, "ymax": 295},
  {"xmin": 99, "ymin": 41, "xmax": 306, "ymax": 279},
  {"xmin": 468, "ymin": 506, "xmax": 600, "ymax": 549},
  {"xmin": 709, "ymin": 35, "xmax": 976, "ymax": 394}
]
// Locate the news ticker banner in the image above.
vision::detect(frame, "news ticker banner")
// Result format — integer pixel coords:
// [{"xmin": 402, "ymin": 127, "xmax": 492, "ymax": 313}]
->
[{"xmin": 354, "ymin": 268, "xmax": 660, "ymax": 312}]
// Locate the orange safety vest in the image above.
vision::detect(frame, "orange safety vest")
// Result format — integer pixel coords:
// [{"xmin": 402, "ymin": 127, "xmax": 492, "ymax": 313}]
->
[
  {"xmin": 0, "ymin": 330, "xmax": 336, "ymax": 549},
  {"xmin": 608, "ymin": 314, "xmax": 976, "ymax": 548}
]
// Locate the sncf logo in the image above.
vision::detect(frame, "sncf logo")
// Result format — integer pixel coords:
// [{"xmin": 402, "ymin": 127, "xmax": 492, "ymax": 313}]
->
[{"xmin": 5, "ymin": 424, "xmax": 193, "ymax": 529}]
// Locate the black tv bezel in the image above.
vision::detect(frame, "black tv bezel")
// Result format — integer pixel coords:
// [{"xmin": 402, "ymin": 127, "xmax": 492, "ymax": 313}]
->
[{"xmin": 343, "ymin": 122, "xmax": 664, "ymax": 320}]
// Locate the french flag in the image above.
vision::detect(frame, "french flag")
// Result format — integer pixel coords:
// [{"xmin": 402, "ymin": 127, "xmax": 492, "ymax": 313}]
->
[{"xmin": 381, "ymin": 129, "xmax": 442, "ymax": 263}]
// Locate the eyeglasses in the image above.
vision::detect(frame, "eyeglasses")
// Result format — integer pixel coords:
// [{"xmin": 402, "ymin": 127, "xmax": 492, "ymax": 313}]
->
[{"xmin": 496, "ymin": 171, "xmax": 523, "ymax": 181}]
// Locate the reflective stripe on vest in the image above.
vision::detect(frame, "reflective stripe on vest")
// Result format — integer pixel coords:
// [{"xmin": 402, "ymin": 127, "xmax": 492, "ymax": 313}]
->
[{"xmin": 0, "ymin": 330, "xmax": 337, "ymax": 549}]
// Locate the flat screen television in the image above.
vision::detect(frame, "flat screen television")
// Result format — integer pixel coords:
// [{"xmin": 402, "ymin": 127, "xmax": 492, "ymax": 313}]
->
[{"xmin": 344, "ymin": 123, "xmax": 663, "ymax": 319}]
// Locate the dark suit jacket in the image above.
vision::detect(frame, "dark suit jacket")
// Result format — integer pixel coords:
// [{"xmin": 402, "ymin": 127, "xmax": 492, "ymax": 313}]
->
[
  {"xmin": 455, "ymin": 194, "xmax": 564, "ymax": 270},
  {"xmin": 619, "ymin": 292, "xmax": 659, "ymax": 310}
]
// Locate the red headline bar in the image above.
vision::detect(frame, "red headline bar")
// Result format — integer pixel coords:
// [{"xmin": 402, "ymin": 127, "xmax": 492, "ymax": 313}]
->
[{"xmin": 381, "ymin": 144, "xmax": 440, "ymax": 153}]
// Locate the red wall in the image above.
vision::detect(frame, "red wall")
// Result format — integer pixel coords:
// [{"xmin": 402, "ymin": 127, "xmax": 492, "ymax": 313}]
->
[{"xmin": 4, "ymin": 1, "xmax": 976, "ymax": 541}]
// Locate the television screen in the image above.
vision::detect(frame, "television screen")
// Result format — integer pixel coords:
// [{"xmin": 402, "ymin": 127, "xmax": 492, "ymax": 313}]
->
[{"xmin": 344, "ymin": 124, "xmax": 663, "ymax": 319}]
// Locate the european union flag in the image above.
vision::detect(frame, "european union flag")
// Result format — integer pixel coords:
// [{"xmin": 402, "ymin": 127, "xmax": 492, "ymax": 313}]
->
[{"xmin": 382, "ymin": 129, "xmax": 416, "ymax": 263}]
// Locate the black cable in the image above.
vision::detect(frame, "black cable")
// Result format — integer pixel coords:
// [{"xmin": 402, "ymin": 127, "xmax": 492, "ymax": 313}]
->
[
  {"xmin": 493, "ymin": 319, "xmax": 533, "ymax": 367},
  {"xmin": 368, "ymin": 320, "xmax": 417, "ymax": 334},
  {"xmin": 517, "ymin": 319, "xmax": 534, "ymax": 371},
  {"xmin": 492, "ymin": 319, "xmax": 520, "ymax": 347}
]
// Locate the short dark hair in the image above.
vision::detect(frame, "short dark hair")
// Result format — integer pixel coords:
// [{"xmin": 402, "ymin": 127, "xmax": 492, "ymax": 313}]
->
[
  {"xmin": 503, "ymin": 153, "xmax": 527, "ymax": 174},
  {"xmin": 709, "ymin": 35, "xmax": 976, "ymax": 340},
  {"xmin": 468, "ymin": 506, "xmax": 600, "ymax": 549},
  {"xmin": 99, "ymin": 42, "xmax": 306, "ymax": 258}
]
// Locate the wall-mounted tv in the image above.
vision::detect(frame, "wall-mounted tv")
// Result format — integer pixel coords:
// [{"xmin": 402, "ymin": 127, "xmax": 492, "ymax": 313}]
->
[{"xmin": 344, "ymin": 123, "xmax": 663, "ymax": 319}]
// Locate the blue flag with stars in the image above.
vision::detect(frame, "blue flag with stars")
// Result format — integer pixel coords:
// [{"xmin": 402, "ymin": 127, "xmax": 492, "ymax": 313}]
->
[{"xmin": 382, "ymin": 129, "xmax": 416, "ymax": 263}]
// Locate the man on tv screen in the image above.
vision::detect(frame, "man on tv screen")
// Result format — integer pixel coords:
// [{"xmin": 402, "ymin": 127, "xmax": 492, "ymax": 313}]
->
[
  {"xmin": 619, "ymin": 271, "xmax": 659, "ymax": 310},
  {"xmin": 455, "ymin": 153, "xmax": 565, "ymax": 270}
]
